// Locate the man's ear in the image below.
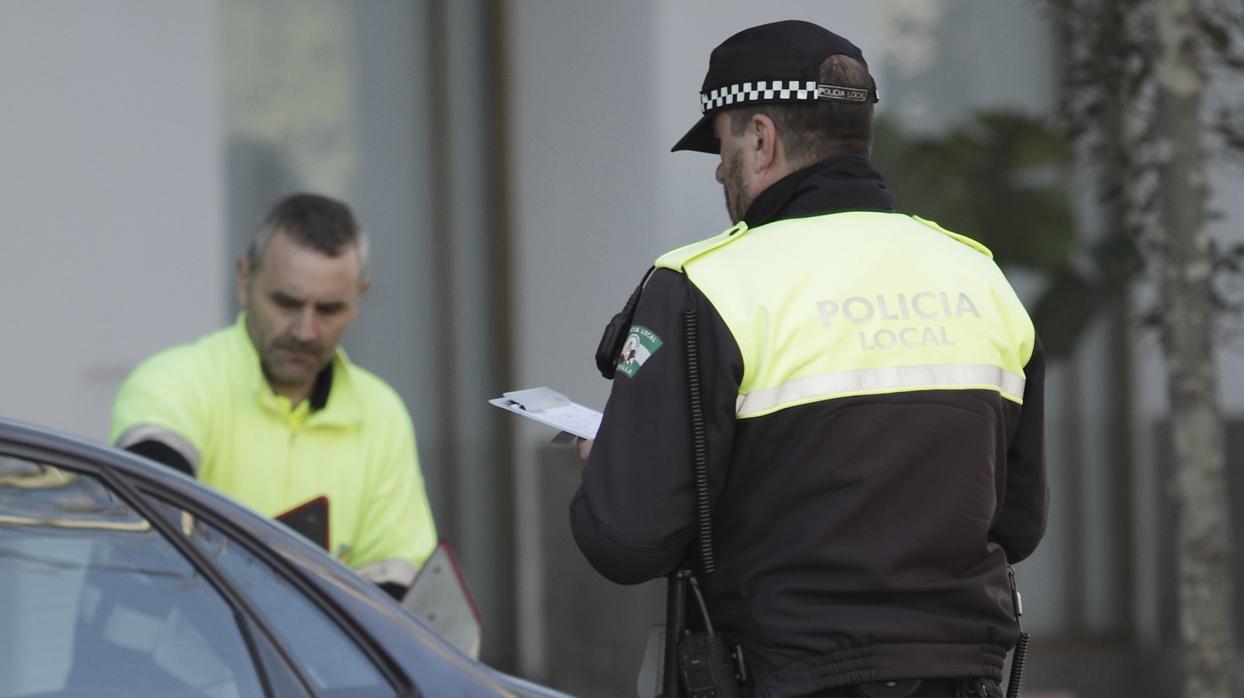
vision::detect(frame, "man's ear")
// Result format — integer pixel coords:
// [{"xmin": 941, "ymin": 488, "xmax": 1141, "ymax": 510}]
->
[
  {"xmin": 746, "ymin": 113, "xmax": 779, "ymax": 175},
  {"xmin": 235, "ymin": 257, "xmax": 250, "ymax": 308}
]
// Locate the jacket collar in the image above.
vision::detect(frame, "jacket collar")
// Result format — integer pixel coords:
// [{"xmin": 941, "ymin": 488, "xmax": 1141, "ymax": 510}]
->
[{"xmin": 741, "ymin": 155, "xmax": 893, "ymax": 228}]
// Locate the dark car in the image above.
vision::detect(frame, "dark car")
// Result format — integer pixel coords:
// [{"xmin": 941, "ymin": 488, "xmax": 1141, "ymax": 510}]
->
[{"xmin": 0, "ymin": 418, "xmax": 572, "ymax": 698}]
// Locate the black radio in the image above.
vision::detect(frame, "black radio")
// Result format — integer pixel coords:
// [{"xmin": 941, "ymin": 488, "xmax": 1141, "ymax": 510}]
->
[{"xmin": 595, "ymin": 267, "xmax": 655, "ymax": 379}]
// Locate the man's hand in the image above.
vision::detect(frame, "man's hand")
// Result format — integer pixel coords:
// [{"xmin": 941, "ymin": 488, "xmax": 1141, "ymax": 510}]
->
[{"xmin": 577, "ymin": 437, "xmax": 593, "ymax": 461}]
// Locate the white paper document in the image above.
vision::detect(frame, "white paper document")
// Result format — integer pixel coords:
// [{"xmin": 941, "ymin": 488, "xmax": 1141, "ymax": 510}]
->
[{"xmin": 489, "ymin": 386, "xmax": 602, "ymax": 440}]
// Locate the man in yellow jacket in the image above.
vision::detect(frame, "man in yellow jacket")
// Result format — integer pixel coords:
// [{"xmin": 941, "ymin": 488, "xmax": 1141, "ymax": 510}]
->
[{"xmin": 113, "ymin": 192, "xmax": 437, "ymax": 597}]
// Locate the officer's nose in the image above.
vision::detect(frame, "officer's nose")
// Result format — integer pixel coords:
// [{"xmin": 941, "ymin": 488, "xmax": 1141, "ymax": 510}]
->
[{"xmin": 715, "ymin": 159, "xmax": 726, "ymax": 184}]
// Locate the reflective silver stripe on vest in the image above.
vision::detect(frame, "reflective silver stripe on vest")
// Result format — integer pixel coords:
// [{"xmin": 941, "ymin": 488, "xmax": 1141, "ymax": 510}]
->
[
  {"xmin": 736, "ymin": 363, "xmax": 1026, "ymax": 416},
  {"xmin": 356, "ymin": 557, "xmax": 419, "ymax": 587},
  {"xmin": 114, "ymin": 424, "xmax": 202, "ymax": 476}
]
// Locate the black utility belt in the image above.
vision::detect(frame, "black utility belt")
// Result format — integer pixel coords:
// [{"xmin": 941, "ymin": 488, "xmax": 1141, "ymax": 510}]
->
[{"xmin": 845, "ymin": 677, "xmax": 1002, "ymax": 698}]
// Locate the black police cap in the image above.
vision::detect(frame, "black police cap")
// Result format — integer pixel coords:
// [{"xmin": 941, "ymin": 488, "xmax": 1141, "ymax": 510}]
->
[{"xmin": 672, "ymin": 19, "xmax": 878, "ymax": 154}]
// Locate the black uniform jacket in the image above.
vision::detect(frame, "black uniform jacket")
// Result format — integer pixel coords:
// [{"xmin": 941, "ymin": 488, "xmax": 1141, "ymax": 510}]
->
[{"xmin": 570, "ymin": 156, "xmax": 1048, "ymax": 696}]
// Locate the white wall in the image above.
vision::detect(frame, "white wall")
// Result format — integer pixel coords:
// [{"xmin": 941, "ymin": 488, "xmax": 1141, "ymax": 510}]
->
[{"xmin": 0, "ymin": 1, "xmax": 225, "ymax": 443}]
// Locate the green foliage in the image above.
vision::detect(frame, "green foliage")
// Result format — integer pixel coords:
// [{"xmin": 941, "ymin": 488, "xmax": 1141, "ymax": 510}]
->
[
  {"xmin": 1036, "ymin": 0, "xmax": 1244, "ymax": 353},
  {"xmin": 874, "ymin": 112, "xmax": 1079, "ymax": 272},
  {"xmin": 872, "ymin": 111, "xmax": 1091, "ymax": 355}
]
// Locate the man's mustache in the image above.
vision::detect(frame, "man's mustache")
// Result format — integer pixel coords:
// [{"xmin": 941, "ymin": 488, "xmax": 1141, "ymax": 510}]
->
[{"xmin": 272, "ymin": 338, "xmax": 323, "ymax": 356}]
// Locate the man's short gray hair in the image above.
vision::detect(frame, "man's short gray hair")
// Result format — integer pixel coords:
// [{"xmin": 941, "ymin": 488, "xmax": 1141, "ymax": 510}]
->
[{"xmin": 247, "ymin": 193, "xmax": 369, "ymax": 277}]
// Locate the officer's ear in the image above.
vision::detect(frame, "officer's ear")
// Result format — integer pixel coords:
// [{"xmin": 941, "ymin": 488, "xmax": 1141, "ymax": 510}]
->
[{"xmin": 743, "ymin": 113, "xmax": 779, "ymax": 176}]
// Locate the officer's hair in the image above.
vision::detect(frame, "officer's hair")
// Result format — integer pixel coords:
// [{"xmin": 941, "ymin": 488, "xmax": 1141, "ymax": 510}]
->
[
  {"xmin": 247, "ymin": 193, "xmax": 370, "ymax": 277},
  {"xmin": 728, "ymin": 54, "xmax": 874, "ymax": 164}
]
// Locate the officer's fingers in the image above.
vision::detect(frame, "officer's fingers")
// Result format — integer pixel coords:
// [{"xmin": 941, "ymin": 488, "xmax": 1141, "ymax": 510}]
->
[{"xmin": 576, "ymin": 438, "xmax": 594, "ymax": 461}]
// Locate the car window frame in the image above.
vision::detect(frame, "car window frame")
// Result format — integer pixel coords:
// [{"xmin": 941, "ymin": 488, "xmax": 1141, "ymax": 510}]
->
[
  {"xmin": 0, "ymin": 440, "xmax": 285, "ymax": 695},
  {"xmin": 0, "ymin": 437, "xmax": 414, "ymax": 698},
  {"xmin": 137, "ymin": 483, "xmax": 416, "ymax": 697}
]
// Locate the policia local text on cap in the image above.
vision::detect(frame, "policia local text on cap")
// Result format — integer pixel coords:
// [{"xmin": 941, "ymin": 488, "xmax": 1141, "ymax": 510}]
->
[{"xmin": 574, "ymin": 19, "xmax": 1045, "ymax": 698}]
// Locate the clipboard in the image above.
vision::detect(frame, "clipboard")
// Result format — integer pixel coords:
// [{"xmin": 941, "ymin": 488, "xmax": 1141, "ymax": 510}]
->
[
  {"xmin": 489, "ymin": 386, "xmax": 602, "ymax": 441},
  {"xmin": 275, "ymin": 496, "xmax": 329, "ymax": 550}
]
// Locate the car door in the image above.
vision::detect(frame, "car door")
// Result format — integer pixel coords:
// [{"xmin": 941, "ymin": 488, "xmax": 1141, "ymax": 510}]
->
[
  {"xmin": 0, "ymin": 451, "xmax": 272, "ymax": 698},
  {"xmin": 0, "ymin": 439, "xmax": 406, "ymax": 698},
  {"xmin": 0, "ymin": 420, "xmax": 576, "ymax": 698}
]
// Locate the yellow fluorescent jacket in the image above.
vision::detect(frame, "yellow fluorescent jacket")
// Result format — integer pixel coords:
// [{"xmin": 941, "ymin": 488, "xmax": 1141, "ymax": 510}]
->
[
  {"xmin": 656, "ymin": 211, "xmax": 1036, "ymax": 416},
  {"xmin": 111, "ymin": 315, "xmax": 437, "ymax": 572}
]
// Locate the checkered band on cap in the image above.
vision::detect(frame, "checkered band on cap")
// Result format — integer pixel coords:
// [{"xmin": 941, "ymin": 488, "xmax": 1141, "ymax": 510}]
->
[{"xmin": 699, "ymin": 81, "xmax": 872, "ymax": 114}]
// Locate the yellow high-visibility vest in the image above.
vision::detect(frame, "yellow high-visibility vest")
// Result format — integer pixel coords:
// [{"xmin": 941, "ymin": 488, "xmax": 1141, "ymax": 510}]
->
[{"xmin": 656, "ymin": 211, "xmax": 1036, "ymax": 419}]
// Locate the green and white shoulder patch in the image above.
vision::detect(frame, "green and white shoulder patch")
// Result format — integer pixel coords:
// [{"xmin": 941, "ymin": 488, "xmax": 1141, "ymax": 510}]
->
[{"xmin": 616, "ymin": 324, "xmax": 663, "ymax": 378}]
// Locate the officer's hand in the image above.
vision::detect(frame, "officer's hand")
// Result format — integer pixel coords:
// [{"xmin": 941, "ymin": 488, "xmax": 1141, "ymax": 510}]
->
[{"xmin": 576, "ymin": 437, "xmax": 593, "ymax": 461}]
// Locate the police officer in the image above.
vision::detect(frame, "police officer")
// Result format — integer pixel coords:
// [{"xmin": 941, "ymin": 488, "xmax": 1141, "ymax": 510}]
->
[{"xmin": 571, "ymin": 20, "xmax": 1046, "ymax": 698}]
